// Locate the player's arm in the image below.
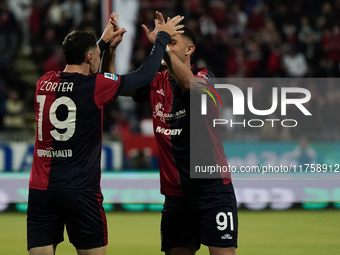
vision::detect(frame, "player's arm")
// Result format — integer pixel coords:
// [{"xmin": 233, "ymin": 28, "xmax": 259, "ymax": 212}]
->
[
  {"xmin": 101, "ymin": 13, "xmax": 127, "ymax": 73},
  {"xmin": 163, "ymin": 49, "xmax": 206, "ymax": 93},
  {"xmin": 116, "ymin": 15, "xmax": 185, "ymax": 95}
]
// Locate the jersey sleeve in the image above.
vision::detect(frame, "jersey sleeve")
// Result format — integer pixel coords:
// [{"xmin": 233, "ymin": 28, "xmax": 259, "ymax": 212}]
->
[
  {"xmin": 94, "ymin": 73, "xmax": 122, "ymax": 107},
  {"xmin": 194, "ymin": 68, "xmax": 215, "ymax": 85},
  {"xmin": 132, "ymin": 71, "xmax": 164, "ymax": 103}
]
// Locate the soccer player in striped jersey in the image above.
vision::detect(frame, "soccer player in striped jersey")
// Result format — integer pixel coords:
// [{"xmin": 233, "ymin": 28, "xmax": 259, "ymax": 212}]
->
[
  {"xmin": 27, "ymin": 13, "xmax": 184, "ymax": 255},
  {"xmin": 131, "ymin": 12, "xmax": 238, "ymax": 255}
]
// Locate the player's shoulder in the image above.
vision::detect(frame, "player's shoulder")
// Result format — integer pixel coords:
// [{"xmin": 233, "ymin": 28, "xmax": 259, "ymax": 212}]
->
[
  {"xmin": 191, "ymin": 64, "xmax": 215, "ymax": 82},
  {"xmin": 38, "ymin": 71, "xmax": 59, "ymax": 82}
]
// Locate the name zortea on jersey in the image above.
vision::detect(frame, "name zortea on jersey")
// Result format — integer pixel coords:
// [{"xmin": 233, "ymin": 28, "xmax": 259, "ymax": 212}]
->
[{"xmin": 40, "ymin": 81, "xmax": 74, "ymax": 92}]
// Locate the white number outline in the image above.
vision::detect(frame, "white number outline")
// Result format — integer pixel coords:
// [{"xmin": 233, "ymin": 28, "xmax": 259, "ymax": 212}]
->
[
  {"xmin": 37, "ymin": 95, "xmax": 76, "ymax": 141},
  {"xmin": 216, "ymin": 212, "xmax": 234, "ymax": 231}
]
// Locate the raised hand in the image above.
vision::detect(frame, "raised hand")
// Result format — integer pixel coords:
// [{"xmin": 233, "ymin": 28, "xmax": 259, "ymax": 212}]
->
[
  {"xmin": 142, "ymin": 12, "xmax": 184, "ymax": 43},
  {"xmin": 142, "ymin": 11, "xmax": 166, "ymax": 44},
  {"xmin": 158, "ymin": 15, "xmax": 185, "ymax": 38},
  {"xmin": 100, "ymin": 12, "xmax": 127, "ymax": 47},
  {"xmin": 100, "ymin": 12, "xmax": 116, "ymax": 43},
  {"xmin": 109, "ymin": 13, "xmax": 127, "ymax": 48}
]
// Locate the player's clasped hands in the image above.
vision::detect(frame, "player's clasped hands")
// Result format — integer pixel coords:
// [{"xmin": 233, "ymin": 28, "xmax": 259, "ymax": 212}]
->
[{"xmin": 100, "ymin": 12, "xmax": 127, "ymax": 49}]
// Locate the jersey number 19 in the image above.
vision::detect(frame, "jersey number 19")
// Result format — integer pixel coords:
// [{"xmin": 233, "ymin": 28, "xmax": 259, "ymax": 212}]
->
[{"xmin": 37, "ymin": 95, "xmax": 76, "ymax": 142}]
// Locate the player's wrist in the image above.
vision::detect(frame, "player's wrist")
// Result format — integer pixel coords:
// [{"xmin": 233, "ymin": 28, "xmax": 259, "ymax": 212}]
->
[{"xmin": 97, "ymin": 38, "xmax": 109, "ymax": 52}]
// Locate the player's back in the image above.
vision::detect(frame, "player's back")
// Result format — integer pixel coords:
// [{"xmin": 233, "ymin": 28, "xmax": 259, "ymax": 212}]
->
[{"xmin": 30, "ymin": 71, "xmax": 110, "ymax": 192}]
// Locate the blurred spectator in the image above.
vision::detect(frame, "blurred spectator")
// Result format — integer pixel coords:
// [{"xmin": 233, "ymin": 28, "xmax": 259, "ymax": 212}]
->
[
  {"xmin": 78, "ymin": 9, "xmax": 100, "ymax": 34},
  {"xmin": 8, "ymin": 0, "xmax": 32, "ymax": 55},
  {"xmin": 247, "ymin": 6, "xmax": 265, "ymax": 32},
  {"xmin": 198, "ymin": 11, "xmax": 217, "ymax": 36},
  {"xmin": 282, "ymin": 46, "xmax": 308, "ymax": 77},
  {"xmin": 61, "ymin": 0, "xmax": 83, "ymax": 29},
  {"xmin": 320, "ymin": 1, "xmax": 336, "ymax": 28},
  {"xmin": 321, "ymin": 25, "xmax": 340, "ymax": 69},
  {"xmin": 128, "ymin": 148, "xmax": 152, "ymax": 169},
  {"xmin": 265, "ymin": 45, "xmax": 282, "ymax": 76},
  {"xmin": 301, "ymin": 33, "xmax": 322, "ymax": 67},
  {"xmin": 0, "ymin": 1, "xmax": 21, "ymax": 72},
  {"xmin": 47, "ymin": 0, "xmax": 63, "ymax": 26},
  {"xmin": 209, "ymin": 0, "xmax": 228, "ymax": 30},
  {"xmin": 29, "ymin": 0, "xmax": 46, "ymax": 46},
  {"xmin": 32, "ymin": 27, "xmax": 59, "ymax": 74},
  {"xmin": 293, "ymin": 137, "xmax": 317, "ymax": 166},
  {"xmin": 228, "ymin": 2, "xmax": 248, "ymax": 37},
  {"xmin": 298, "ymin": 16, "xmax": 315, "ymax": 44},
  {"xmin": 43, "ymin": 46, "xmax": 65, "ymax": 73},
  {"xmin": 3, "ymin": 89, "xmax": 25, "ymax": 131}
]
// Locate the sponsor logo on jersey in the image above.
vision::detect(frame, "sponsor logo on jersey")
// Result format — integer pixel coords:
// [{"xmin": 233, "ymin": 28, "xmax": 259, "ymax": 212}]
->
[
  {"xmin": 221, "ymin": 233, "xmax": 233, "ymax": 240},
  {"xmin": 197, "ymin": 71, "xmax": 210, "ymax": 82},
  {"xmin": 104, "ymin": 73, "xmax": 118, "ymax": 81},
  {"xmin": 153, "ymin": 102, "xmax": 186, "ymax": 123},
  {"xmin": 153, "ymin": 102, "xmax": 165, "ymax": 123},
  {"xmin": 156, "ymin": 89, "xmax": 165, "ymax": 96},
  {"xmin": 155, "ymin": 126, "xmax": 182, "ymax": 135},
  {"xmin": 37, "ymin": 149, "xmax": 73, "ymax": 158}
]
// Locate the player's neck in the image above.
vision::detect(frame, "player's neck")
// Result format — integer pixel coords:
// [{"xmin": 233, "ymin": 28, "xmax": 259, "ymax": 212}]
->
[
  {"xmin": 63, "ymin": 64, "xmax": 91, "ymax": 75},
  {"xmin": 184, "ymin": 59, "xmax": 191, "ymax": 69}
]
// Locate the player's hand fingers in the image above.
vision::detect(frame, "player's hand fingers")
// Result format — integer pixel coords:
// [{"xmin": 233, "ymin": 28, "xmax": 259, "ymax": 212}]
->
[
  {"xmin": 155, "ymin": 19, "xmax": 161, "ymax": 27},
  {"xmin": 120, "ymin": 28, "xmax": 127, "ymax": 35},
  {"xmin": 141, "ymin": 24, "xmax": 150, "ymax": 34},
  {"xmin": 114, "ymin": 12, "xmax": 119, "ymax": 21},
  {"xmin": 176, "ymin": 24, "xmax": 185, "ymax": 30},
  {"xmin": 156, "ymin": 11, "xmax": 165, "ymax": 24},
  {"xmin": 110, "ymin": 18, "xmax": 118, "ymax": 26},
  {"xmin": 170, "ymin": 15, "xmax": 185, "ymax": 25}
]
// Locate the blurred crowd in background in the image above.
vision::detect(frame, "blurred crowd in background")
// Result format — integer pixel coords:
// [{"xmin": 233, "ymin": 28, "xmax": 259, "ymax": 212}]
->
[{"xmin": 1, "ymin": 0, "xmax": 340, "ymax": 142}]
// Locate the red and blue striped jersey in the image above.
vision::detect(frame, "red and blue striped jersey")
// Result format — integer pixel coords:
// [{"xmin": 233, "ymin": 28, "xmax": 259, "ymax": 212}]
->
[
  {"xmin": 29, "ymin": 71, "xmax": 121, "ymax": 191},
  {"xmin": 136, "ymin": 65, "xmax": 231, "ymax": 196}
]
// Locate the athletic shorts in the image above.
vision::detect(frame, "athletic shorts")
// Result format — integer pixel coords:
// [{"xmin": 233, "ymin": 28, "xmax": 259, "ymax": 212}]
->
[
  {"xmin": 27, "ymin": 189, "xmax": 107, "ymax": 250},
  {"xmin": 161, "ymin": 182, "xmax": 238, "ymax": 251}
]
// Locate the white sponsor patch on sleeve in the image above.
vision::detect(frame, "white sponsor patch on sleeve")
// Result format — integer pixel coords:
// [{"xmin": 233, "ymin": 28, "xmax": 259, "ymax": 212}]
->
[
  {"xmin": 104, "ymin": 73, "xmax": 118, "ymax": 81},
  {"xmin": 197, "ymin": 71, "xmax": 210, "ymax": 82}
]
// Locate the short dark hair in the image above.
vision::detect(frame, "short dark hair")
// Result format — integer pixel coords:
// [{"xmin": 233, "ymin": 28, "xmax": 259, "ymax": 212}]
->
[
  {"xmin": 181, "ymin": 26, "xmax": 196, "ymax": 46},
  {"xmin": 61, "ymin": 30, "xmax": 97, "ymax": 65}
]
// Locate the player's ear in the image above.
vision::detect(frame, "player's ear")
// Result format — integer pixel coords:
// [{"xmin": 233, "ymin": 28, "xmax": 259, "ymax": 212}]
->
[
  {"xmin": 185, "ymin": 44, "xmax": 195, "ymax": 57},
  {"xmin": 85, "ymin": 51, "xmax": 93, "ymax": 63}
]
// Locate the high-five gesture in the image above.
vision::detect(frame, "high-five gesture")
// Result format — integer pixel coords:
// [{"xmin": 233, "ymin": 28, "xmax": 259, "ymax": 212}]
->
[
  {"xmin": 100, "ymin": 12, "xmax": 127, "ymax": 49},
  {"xmin": 109, "ymin": 13, "xmax": 127, "ymax": 49},
  {"xmin": 142, "ymin": 12, "xmax": 184, "ymax": 44}
]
